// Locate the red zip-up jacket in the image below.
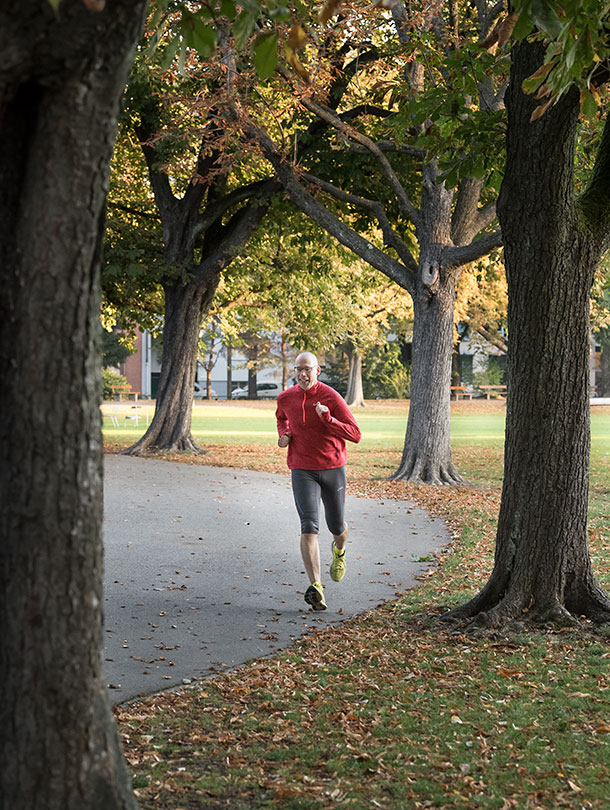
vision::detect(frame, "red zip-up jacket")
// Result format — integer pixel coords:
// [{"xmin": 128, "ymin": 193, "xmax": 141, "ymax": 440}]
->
[{"xmin": 275, "ymin": 381, "xmax": 361, "ymax": 470}]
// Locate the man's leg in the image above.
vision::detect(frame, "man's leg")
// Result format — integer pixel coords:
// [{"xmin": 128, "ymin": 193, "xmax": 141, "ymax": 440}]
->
[
  {"xmin": 320, "ymin": 467, "xmax": 348, "ymax": 582},
  {"xmin": 291, "ymin": 470, "xmax": 327, "ymax": 610},
  {"xmin": 332, "ymin": 524, "xmax": 348, "ymax": 551},
  {"xmin": 300, "ymin": 532, "xmax": 321, "ymax": 584}
]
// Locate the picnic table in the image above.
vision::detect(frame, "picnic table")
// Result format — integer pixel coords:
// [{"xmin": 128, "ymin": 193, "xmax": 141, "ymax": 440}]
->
[
  {"xmin": 478, "ymin": 385, "xmax": 507, "ymax": 399},
  {"xmin": 111, "ymin": 385, "xmax": 139, "ymax": 401},
  {"xmin": 450, "ymin": 386, "xmax": 473, "ymax": 400}
]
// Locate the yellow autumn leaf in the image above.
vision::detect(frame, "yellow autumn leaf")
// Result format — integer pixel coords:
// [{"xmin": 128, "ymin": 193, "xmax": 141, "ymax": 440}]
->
[
  {"xmin": 497, "ymin": 12, "xmax": 519, "ymax": 48},
  {"xmin": 318, "ymin": 0, "xmax": 344, "ymax": 24},
  {"xmin": 287, "ymin": 23, "xmax": 307, "ymax": 52},
  {"xmin": 530, "ymin": 99, "xmax": 552, "ymax": 123},
  {"xmin": 286, "ymin": 47, "xmax": 311, "ymax": 84}
]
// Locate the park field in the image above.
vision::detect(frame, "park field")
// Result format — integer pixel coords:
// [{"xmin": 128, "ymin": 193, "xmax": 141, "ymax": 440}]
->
[{"xmin": 108, "ymin": 401, "xmax": 610, "ymax": 809}]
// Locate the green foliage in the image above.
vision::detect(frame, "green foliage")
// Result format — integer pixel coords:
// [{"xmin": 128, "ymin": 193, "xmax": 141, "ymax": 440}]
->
[
  {"xmin": 321, "ymin": 353, "xmax": 348, "ymax": 396},
  {"xmin": 101, "ymin": 368, "xmax": 128, "ymax": 399},
  {"xmin": 473, "ymin": 356, "xmax": 506, "ymax": 392},
  {"xmin": 512, "ymin": 0, "xmax": 610, "ymax": 118},
  {"xmin": 363, "ymin": 340, "xmax": 411, "ymax": 400},
  {"xmin": 102, "ymin": 330, "xmax": 133, "ymax": 368},
  {"xmin": 145, "ymin": 0, "xmax": 293, "ymax": 79}
]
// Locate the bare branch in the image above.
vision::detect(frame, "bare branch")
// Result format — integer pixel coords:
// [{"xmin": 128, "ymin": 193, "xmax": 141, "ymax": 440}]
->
[
  {"xmin": 451, "ymin": 178, "xmax": 498, "ymax": 245},
  {"xmin": 477, "ymin": 324, "xmax": 508, "ymax": 354},
  {"xmin": 302, "ymin": 172, "xmax": 418, "ymax": 270},
  {"xmin": 193, "ymin": 179, "xmax": 280, "ymax": 240},
  {"xmin": 338, "ymin": 104, "xmax": 393, "ymax": 122},
  {"xmin": 245, "ymin": 121, "xmax": 416, "ymax": 295},
  {"xmin": 346, "ymin": 140, "xmax": 426, "ymax": 160},
  {"xmin": 442, "ymin": 229, "xmax": 503, "ymax": 267},
  {"xmin": 107, "ymin": 202, "xmax": 159, "ymax": 221},
  {"xmin": 139, "ymin": 142, "xmax": 179, "ymax": 225},
  {"xmin": 195, "ymin": 194, "xmax": 275, "ymax": 281},
  {"xmin": 296, "ymin": 93, "xmax": 422, "ymax": 227}
]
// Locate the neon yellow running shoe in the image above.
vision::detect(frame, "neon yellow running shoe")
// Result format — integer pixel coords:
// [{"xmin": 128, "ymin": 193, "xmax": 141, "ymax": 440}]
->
[
  {"xmin": 330, "ymin": 542, "xmax": 346, "ymax": 582},
  {"xmin": 304, "ymin": 582, "xmax": 327, "ymax": 611}
]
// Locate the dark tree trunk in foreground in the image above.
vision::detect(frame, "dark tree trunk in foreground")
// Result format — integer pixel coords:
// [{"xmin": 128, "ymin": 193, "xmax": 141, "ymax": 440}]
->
[
  {"xmin": 0, "ymin": 2, "xmax": 146, "ymax": 808},
  {"xmin": 451, "ymin": 41, "xmax": 610, "ymax": 626}
]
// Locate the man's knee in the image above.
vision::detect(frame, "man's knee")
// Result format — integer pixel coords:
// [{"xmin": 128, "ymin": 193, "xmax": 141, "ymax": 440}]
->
[{"xmin": 300, "ymin": 518, "xmax": 319, "ymax": 534}]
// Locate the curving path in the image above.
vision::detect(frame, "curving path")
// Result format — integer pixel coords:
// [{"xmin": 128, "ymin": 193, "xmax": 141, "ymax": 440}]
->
[{"xmin": 103, "ymin": 455, "xmax": 448, "ymax": 704}]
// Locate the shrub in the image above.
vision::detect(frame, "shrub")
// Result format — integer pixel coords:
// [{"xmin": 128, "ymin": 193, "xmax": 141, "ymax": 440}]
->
[{"xmin": 102, "ymin": 367, "xmax": 127, "ymax": 399}]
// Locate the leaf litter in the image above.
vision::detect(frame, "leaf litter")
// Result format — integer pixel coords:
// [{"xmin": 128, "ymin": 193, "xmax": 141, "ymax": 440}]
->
[{"xmin": 112, "ymin": 427, "xmax": 610, "ymax": 809}]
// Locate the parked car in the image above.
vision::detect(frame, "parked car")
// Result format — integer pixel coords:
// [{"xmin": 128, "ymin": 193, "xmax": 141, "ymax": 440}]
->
[
  {"xmin": 232, "ymin": 381, "xmax": 281, "ymax": 399},
  {"xmin": 194, "ymin": 383, "xmax": 217, "ymax": 399}
]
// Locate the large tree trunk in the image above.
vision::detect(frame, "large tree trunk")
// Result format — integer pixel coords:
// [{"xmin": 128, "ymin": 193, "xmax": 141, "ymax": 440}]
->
[
  {"xmin": 599, "ymin": 341, "xmax": 610, "ymax": 397},
  {"xmin": 451, "ymin": 41, "xmax": 610, "ymax": 626},
  {"xmin": 345, "ymin": 344, "xmax": 365, "ymax": 407},
  {"xmin": 126, "ymin": 274, "xmax": 219, "ymax": 454},
  {"xmin": 391, "ymin": 273, "xmax": 463, "ymax": 485},
  {"xmin": 0, "ymin": 2, "xmax": 146, "ymax": 808}
]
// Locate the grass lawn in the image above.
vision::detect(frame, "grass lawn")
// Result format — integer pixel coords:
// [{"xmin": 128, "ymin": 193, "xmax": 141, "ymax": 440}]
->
[{"xmin": 108, "ymin": 401, "xmax": 610, "ymax": 809}]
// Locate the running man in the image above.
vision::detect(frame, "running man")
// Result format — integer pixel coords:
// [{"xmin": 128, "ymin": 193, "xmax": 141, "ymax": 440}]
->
[{"xmin": 276, "ymin": 351, "xmax": 361, "ymax": 610}]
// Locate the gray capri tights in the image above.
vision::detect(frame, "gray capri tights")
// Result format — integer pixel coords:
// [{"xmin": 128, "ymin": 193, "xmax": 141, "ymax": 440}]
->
[{"xmin": 291, "ymin": 466, "xmax": 346, "ymax": 536}]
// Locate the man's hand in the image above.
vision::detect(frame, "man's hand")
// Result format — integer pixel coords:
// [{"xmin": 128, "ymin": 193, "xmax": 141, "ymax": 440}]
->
[
  {"xmin": 315, "ymin": 402, "xmax": 329, "ymax": 417},
  {"xmin": 278, "ymin": 433, "xmax": 291, "ymax": 448}
]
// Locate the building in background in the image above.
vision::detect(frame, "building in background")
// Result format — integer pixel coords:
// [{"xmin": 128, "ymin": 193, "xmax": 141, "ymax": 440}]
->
[{"xmin": 118, "ymin": 329, "xmax": 293, "ymax": 400}]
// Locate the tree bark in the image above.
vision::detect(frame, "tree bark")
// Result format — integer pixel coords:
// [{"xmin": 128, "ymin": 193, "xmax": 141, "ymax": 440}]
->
[
  {"xmin": 248, "ymin": 108, "xmax": 501, "ymax": 484},
  {"xmin": 226, "ymin": 344, "xmax": 233, "ymax": 399},
  {"xmin": 125, "ymin": 274, "xmax": 219, "ymax": 454},
  {"xmin": 345, "ymin": 344, "xmax": 365, "ymax": 407},
  {"xmin": 391, "ymin": 272, "xmax": 463, "ymax": 484},
  {"xmin": 450, "ymin": 41, "xmax": 610, "ymax": 626},
  {"xmin": 124, "ymin": 193, "xmax": 274, "ymax": 455},
  {"xmin": 0, "ymin": 2, "xmax": 146, "ymax": 808},
  {"xmin": 599, "ymin": 341, "xmax": 610, "ymax": 397}
]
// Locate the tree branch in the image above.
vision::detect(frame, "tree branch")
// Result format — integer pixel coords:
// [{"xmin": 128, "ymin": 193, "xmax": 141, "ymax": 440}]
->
[
  {"xmin": 139, "ymin": 142, "xmax": 179, "ymax": 226},
  {"xmin": 195, "ymin": 195, "xmax": 275, "ymax": 281},
  {"xmin": 579, "ymin": 110, "xmax": 610, "ymax": 247},
  {"xmin": 245, "ymin": 121, "xmax": 416, "ymax": 295},
  {"xmin": 107, "ymin": 202, "xmax": 159, "ymax": 221},
  {"xmin": 193, "ymin": 178, "xmax": 280, "ymax": 240},
  {"xmin": 294, "ymin": 93, "xmax": 422, "ymax": 228},
  {"xmin": 442, "ymin": 229, "xmax": 503, "ymax": 267},
  {"xmin": 302, "ymin": 172, "xmax": 417, "ymax": 271},
  {"xmin": 347, "ymin": 140, "xmax": 426, "ymax": 159},
  {"xmin": 477, "ymin": 324, "xmax": 508, "ymax": 353},
  {"xmin": 451, "ymin": 178, "xmax": 498, "ymax": 245}
]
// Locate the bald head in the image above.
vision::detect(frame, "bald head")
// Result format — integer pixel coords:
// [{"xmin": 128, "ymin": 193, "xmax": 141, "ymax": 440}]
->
[
  {"xmin": 296, "ymin": 351, "xmax": 318, "ymax": 368},
  {"xmin": 294, "ymin": 352, "xmax": 320, "ymax": 391}
]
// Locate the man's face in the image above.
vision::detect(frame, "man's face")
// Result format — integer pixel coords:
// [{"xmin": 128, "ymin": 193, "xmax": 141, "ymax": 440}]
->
[{"xmin": 294, "ymin": 356, "xmax": 320, "ymax": 391}]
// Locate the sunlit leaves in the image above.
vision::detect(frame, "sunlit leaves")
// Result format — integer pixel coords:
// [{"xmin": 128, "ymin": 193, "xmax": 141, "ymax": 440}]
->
[
  {"xmin": 180, "ymin": 9, "xmax": 217, "ymax": 58},
  {"xmin": 512, "ymin": 0, "xmax": 610, "ymax": 120},
  {"xmin": 318, "ymin": 0, "xmax": 344, "ymax": 25},
  {"xmin": 254, "ymin": 31, "xmax": 279, "ymax": 79}
]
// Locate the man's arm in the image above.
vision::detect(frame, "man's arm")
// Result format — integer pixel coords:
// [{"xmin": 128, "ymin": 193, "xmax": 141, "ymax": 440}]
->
[
  {"xmin": 315, "ymin": 398, "xmax": 361, "ymax": 444},
  {"xmin": 275, "ymin": 397, "xmax": 292, "ymax": 446}
]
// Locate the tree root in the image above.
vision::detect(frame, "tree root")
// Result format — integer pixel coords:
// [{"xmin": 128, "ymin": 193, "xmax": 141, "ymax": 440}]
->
[
  {"xmin": 388, "ymin": 454, "xmax": 465, "ymax": 486},
  {"xmin": 444, "ymin": 588, "xmax": 610, "ymax": 634},
  {"xmin": 123, "ymin": 435, "xmax": 206, "ymax": 456}
]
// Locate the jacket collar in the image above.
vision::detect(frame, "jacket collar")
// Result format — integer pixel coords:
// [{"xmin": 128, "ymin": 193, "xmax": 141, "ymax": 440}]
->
[{"xmin": 299, "ymin": 381, "xmax": 321, "ymax": 397}]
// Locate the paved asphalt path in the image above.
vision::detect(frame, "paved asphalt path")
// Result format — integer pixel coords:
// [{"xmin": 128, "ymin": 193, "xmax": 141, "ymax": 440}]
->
[{"xmin": 103, "ymin": 455, "xmax": 449, "ymax": 705}]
